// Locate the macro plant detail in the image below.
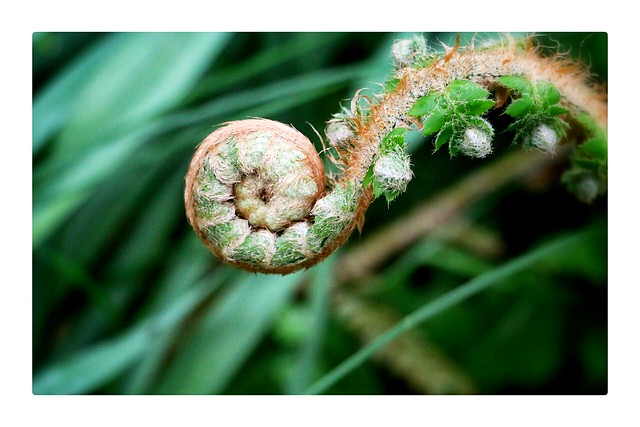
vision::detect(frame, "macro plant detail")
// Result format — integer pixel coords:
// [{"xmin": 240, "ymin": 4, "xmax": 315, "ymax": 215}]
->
[
  {"xmin": 185, "ymin": 34, "xmax": 608, "ymax": 274},
  {"xmin": 32, "ymin": 32, "xmax": 608, "ymax": 398}
]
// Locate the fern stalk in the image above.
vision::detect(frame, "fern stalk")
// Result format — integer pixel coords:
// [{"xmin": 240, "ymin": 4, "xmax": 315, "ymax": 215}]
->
[{"xmin": 184, "ymin": 34, "xmax": 607, "ymax": 274}]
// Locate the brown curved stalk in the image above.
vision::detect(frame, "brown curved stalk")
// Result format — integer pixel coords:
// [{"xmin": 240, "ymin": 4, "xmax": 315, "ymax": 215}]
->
[{"xmin": 184, "ymin": 35, "xmax": 606, "ymax": 274}]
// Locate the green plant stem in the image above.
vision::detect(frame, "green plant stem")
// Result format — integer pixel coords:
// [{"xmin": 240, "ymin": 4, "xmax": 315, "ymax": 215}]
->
[{"xmin": 303, "ymin": 227, "xmax": 596, "ymax": 395}]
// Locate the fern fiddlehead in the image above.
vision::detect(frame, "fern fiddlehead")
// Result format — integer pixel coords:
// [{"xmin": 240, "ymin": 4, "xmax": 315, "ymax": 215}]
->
[{"xmin": 184, "ymin": 34, "xmax": 608, "ymax": 274}]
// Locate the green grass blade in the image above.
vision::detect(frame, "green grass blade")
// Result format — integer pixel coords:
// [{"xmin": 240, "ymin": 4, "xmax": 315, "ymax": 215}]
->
[
  {"xmin": 154, "ymin": 272, "xmax": 303, "ymax": 394},
  {"xmin": 285, "ymin": 258, "xmax": 334, "ymax": 394},
  {"xmin": 32, "ymin": 275, "xmax": 222, "ymax": 395},
  {"xmin": 33, "ymin": 34, "xmax": 119, "ymax": 154},
  {"xmin": 105, "ymin": 169, "xmax": 185, "ymax": 277},
  {"xmin": 48, "ymin": 128, "xmax": 191, "ymax": 268},
  {"xmin": 186, "ymin": 32, "xmax": 346, "ymax": 103},
  {"xmin": 122, "ymin": 235, "xmax": 219, "ymax": 394},
  {"xmin": 303, "ymin": 228, "xmax": 597, "ymax": 395},
  {"xmin": 380, "ymin": 239, "xmax": 493, "ymax": 289},
  {"xmin": 33, "ymin": 131, "xmax": 148, "ymax": 247},
  {"xmin": 34, "ymin": 33, "xmax": 230, "ymax": 155},
  {"xmin": 162, "ymin": 63, "xmax": 368, "ymax": 133},
  {"xmin": 33, "ymin": 33, "xmax": 230, "ymax": 247},
  {"xmin": 53, "ymin": 32, "xmax": 230, "ymax": 154}
]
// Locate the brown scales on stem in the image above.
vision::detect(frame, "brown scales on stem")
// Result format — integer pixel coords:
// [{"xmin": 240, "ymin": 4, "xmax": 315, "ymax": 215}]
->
[
  {"xmin": 185, "ymin": 36, "xmax": 607, "ymax": 274},
  {"xmin": 334, "ymin": 37, "xmax": 606, "ymax": 238}
]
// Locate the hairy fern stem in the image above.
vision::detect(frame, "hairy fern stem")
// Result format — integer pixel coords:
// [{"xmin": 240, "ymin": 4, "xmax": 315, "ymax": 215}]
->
[{"xmin": 184, "ymin": 34, "xmax": 608, "ymax": 274}]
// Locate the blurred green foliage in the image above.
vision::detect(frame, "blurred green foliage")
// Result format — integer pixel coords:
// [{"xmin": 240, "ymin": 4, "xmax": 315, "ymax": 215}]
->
[{"xmin": 33, "ymin": 32, "xmax": 607, "ymax": 395}]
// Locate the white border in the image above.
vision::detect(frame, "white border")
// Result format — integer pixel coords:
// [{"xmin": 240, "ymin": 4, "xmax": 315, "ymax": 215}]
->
[{"xmin": 4, "ymin": 1, "xmax": 637, "ymax": 426}]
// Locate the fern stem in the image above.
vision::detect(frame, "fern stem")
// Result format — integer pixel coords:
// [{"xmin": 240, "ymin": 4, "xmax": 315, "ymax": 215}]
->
[{"xmin": 185, "ymin": 34, "xmax": 607, "ymax": 274}]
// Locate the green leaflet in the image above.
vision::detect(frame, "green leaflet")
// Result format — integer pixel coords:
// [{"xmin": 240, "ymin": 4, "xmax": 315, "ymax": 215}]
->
[
  {"xmin": 447, "ymin": 79, "xmax": 491, "ymax": 102},
  {"xmin": 537, "ymin": 81, "xmax": 562, "ymax": 106},
  {"xmin": 500, "ymin": 75, "xmax": 570, "ymax": 148},
  {"xmin": 561, "ymin": 113, "xmax": 608, "ymax": 202},
  {"xmin": 368, "ymin": 128, "xmax": 412, "ymax": 203},
  {"xmin": 409, "ymin": 79, "xmax": 495, "ymax": 157},
  {"xmin": 499, "ymin": 75, "xmax": 607, "ymax": 201},
  {"xmin": 497, "ymin": 75, "xmax": 532, "ymax": 94},
  {"xmin": 408, "ymin": 93, "xmax": 440, "ymax": 117},
  {"xmin": 380, "ymin": 127, "xmax": 407, "ymax": 154},
  {"xmin": 505, "ymin": 96, "xmax": 533, "ymax": 117},
  {"xmin": 421, "ymin": 109, "xmax": 447, "ymax": 136},
  {"xmin": 461, "ymin": 99, "xmax": 495, "ymax": 116},
  {"xmin": 435, "ymin": 123, "xmax": 454, "ymax": 150}
]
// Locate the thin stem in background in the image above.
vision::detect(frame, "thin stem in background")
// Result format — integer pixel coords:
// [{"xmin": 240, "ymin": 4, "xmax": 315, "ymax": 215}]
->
[{"xmin": 304, "ymin": 227, "xmax": 596, "ymax": 395}]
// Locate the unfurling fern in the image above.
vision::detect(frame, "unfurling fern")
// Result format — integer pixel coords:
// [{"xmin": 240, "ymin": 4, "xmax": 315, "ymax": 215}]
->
[{"xmin": 184, "ymin": 34, "xmax": 607, "ymax": 274}]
